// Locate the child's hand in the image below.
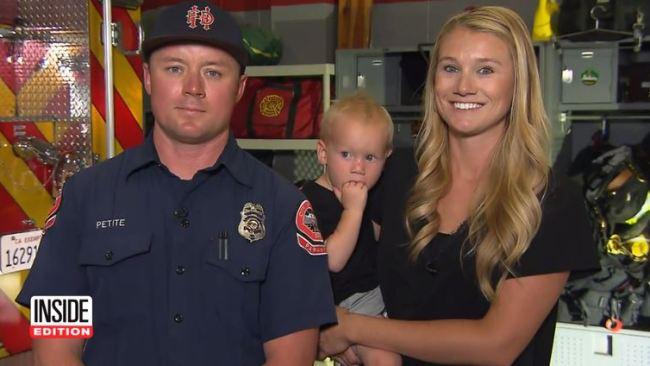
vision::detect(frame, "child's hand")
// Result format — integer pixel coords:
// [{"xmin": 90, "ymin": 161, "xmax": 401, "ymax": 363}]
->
[{"xmin": 334, "ymin": 181, "xmax": 368, "ymax": 213}]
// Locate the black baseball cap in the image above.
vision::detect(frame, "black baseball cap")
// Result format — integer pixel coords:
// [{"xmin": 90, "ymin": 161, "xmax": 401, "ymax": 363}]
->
[{"xmin": 142, "ymin": 1, "xmax": 248, "ymax": 71}]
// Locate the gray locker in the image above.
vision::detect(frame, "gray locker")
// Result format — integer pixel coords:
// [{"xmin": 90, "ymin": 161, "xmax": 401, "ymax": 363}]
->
[
  {"xmin": 336, "ymin": 49, "xmax": 403, "ymax": 106},
  {"xmin": 355, "ymin": 54, "xmax": 402, "ymax": 106},
  {"xmin": 561, "ymin": 47, "xmax": 618, "ymax": 104}
]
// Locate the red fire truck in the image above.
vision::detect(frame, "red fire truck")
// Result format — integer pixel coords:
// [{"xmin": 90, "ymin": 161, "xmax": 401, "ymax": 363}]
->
[{"xmin": 0, "ymin": 0, "xmax": 144, "ymax": 358}]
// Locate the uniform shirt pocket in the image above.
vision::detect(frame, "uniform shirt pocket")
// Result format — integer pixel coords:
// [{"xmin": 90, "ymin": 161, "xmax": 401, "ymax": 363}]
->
[
  {"xmin": 202, "ymin": 235, "xmax": 272, "ymax": 355},
  {"xmin": 77, "ymin": 232, "xmax": 152, "ymax": 327},
  {"xmin": 203, "ymin": 235, "xmax": 270, "ymax": 282},
  {"xmin": 78, "ymin": 231, "xmax": 151, "ymax": 266}
]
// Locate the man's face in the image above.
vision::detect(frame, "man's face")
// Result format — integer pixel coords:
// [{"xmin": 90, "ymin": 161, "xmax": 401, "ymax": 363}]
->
[{"xmin": 144, "ymin": 44, "xmax": 246, "ymax": 145}]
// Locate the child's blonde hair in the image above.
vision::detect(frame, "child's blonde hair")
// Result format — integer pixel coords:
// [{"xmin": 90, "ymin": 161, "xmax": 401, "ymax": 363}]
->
[{"xmin": 320, "ymin": 92, "xmax": 394, "ymax": 151}]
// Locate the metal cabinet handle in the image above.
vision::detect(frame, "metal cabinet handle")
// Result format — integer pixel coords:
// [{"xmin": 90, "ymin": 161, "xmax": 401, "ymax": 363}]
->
[{"xmin": 112, "ymin": 20, "xmax": 142, "ymax": 56}]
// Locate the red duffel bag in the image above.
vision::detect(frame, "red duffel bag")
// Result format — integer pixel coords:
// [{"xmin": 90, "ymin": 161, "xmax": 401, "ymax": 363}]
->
[{"xmin": 231, "ymin": 78, "xmax": 323, "ymax": 139}]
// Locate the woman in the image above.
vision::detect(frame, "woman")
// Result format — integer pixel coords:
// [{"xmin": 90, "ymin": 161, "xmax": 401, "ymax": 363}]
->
[{"xmin": 319, "ymin": 6, "xmax": 599, "ymax": 366}]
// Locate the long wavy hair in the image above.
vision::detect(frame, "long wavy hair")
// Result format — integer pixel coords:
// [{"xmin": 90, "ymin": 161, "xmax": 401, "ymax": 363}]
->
[{"xmin": 405, "ymin": 6, "xmax": 551, "ymax": 300}]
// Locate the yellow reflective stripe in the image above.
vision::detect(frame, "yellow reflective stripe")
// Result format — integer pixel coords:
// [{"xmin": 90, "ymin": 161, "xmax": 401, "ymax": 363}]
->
[
  {"xmin": 114, "ymin": 55, "xmax": 143, "ymax": 128},
  {"xmin": 0, "ymin": 78, "xmax": 15, "ymax": 116},
  {"xmin": 91, "ymin": 105, "xmax": 107, "ymax": 160},
  {"xmin": 91, "ymin": 105, "xmax": 124, "ymax": 161},
  {"xmin": 34, "ymin": 121, "xmax": 55, "ymax": 142},
  {"xmin": 0, "ymin": 271, "xmax": 31, "ymax": 319},
  {"xmin": 18, "ymin": 270, "xmax": 30, "ymax": 318},
  {"xmin": 14, "ymin": 270, "xmax": 30, "ymax": 319},
  {"xmin": 89, "ymin": 5, "xmax": 143, "ymax": 129},
  {"xmin": 89, "ymin": 2, "xmax": 102, "ymax": 64},
  {"xmin": 128, "ymin": 7, "xmax": 141, "ymax": 24},
  {"xmin": 1, "ymin": 76, "xmax": 54, "ymax": 142},
  {"xmin": 625, "ymin": 192, "xmax": 649, "ymax": 225},
  {"xmin": 0, "ymin": 133, "xmax": 53, "ymax": 227}
]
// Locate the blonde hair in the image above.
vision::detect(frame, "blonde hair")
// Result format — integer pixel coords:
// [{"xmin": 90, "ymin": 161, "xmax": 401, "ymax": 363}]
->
[
  {"xmin": 320, "ymin": 92, "xmax": 394, "ymax": 151},
  {"xmin": 405, "ymin": 6, "xmax": 551, "ymax": 300}
]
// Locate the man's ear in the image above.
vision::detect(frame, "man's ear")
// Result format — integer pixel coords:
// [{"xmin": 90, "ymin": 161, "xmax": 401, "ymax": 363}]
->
[
  {"xmin": 385, "ymin": 149, "xmax": 393, "ymax": 159},
  {"xmin": 316, "ymin": 140, "xmax": 328, "ymax": 165},
  {"xmin": 236, "ymin": 75, "xmax": 247, "ymax": 102},
  {"xmin": 143, "ymin": 63, "xmax": 152, "ymax": 96}
]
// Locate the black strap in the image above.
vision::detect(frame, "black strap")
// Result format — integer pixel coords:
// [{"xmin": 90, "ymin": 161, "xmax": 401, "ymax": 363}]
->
[
  {"xmin": 246, "ymin": 88, "xmax": 260, "ymax": 138},
  {"xmin": 284, "ymin": 81, "xmax": 302, "ymax": 138}
]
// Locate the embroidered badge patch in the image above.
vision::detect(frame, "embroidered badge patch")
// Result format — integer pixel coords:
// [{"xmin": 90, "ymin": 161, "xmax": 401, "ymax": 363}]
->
[
  {"xmin": 238, "ymin": 202, "xmax": 266, "ymax": 243},
  {"xmin": 295, "ymin": 200, "xmax": 326, "ymax": 256},
  {"xmin": 186, "ymin": 5, "xmax": 215, "ymax": 30},
  {"xmin": 259, "ymin": 94, "xmax": 284, "ymax": 117},
  {"xmin": 43, "ymin": 194, "xmax": 62, "ymax": 231}
]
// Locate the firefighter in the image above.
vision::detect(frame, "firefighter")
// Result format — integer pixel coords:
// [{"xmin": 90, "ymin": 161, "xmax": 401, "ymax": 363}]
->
[{"xmin": 17, "ymin": 1, "xmax": 335, "ymax": 365}]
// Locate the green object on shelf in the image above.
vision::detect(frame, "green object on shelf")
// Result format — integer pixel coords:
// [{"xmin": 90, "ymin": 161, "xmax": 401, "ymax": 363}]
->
[{"xmin": 242, "ymin": 25, "xmax": 282, "ymax": 66}]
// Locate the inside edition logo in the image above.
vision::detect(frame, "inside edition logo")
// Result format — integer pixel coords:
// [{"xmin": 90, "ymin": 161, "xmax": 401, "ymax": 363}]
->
[{"xmin": 30, "ymin": 296, "xmax": 93, "ymax": 338}]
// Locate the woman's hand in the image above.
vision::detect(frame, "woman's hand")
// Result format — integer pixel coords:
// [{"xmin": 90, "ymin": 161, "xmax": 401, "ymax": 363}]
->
[
  {"xmin": 331, "ymin": 347, "xmax": 361, "ymax": 366},
  {"xmin": 318, "ymin": 307, "xmax": 354, "ymax": 359}
]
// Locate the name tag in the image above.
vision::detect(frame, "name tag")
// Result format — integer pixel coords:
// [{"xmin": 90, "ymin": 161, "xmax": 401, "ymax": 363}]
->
[{"xmin": 96, "ymin": 218, "xmax": 126, "ymax": 229}]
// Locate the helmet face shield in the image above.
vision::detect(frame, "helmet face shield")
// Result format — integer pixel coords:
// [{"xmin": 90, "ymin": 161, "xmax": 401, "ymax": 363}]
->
[
  {"xmin": 604, "ymin": 175, "xmax": 648, "ymax": 224},
  {"xmin": 585, "ymin": 146, "xmax": 649, "ymax": 263}
]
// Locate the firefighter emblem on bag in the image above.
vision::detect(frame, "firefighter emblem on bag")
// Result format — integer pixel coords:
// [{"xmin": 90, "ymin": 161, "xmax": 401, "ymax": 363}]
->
[
  {"xmin": 186, "ymin": 5, "xmax": 215, "ymax": 31},
  {"xmin": 259, "ymin": 94, "xmax": 284, "ymax": 117},
  {"xmin": 238, "ymin": 203, "xmax": 266, "ymax": 243}
]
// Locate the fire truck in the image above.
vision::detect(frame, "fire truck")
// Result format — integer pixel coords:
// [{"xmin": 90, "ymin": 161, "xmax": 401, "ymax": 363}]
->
[{"xmin": 0, "ymin": 0, "xmax": 144, "ymax": 358}]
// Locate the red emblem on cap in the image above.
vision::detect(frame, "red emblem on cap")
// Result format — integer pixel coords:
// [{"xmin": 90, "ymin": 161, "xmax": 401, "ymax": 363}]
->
[{"xmin": 186, "ymin": 5, "xmax": 215, "ymax": 31}]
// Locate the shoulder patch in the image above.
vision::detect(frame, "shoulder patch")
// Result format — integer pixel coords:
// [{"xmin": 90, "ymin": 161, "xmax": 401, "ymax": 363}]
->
[
  {"xmin": 43, "ymin": 194, "xmax": 62, "ymax": 231},
  {"xmin": 295, "ymin": 200, "xmax": 326, "ymax": 256}
]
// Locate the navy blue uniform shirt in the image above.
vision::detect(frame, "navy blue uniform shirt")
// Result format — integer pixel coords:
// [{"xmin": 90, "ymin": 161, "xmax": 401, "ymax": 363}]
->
[{"xmin": 17, "ymin": 133, "xmax": 336, "ymax": 365}]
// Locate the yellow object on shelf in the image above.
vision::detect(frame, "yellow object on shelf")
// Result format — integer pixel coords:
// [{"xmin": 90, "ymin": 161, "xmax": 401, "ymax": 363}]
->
[{"xmin": 532, "ymin": 0, "xmax": 559, "ymax": 41}]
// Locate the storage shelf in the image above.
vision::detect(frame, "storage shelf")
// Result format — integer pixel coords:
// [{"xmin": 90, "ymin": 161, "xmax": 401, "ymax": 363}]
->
[
  {"xmin": 384, "ymin": 105, "xmax": 423, "ymax": 122},
  {"xmin": 237, "ymin": 138, "xmax": 317, "ymax": 150},
  {"xmin": 384, "ymin": 105, "xmax": 422, "ymax": 113},
  {"xmin": 560, "ymin": 102, "xmax": 650, "ymax": 112},
  {"xmin": 246, "ymin": 64, "xmax": 334, "ymax": 77},
  {"xmin": 555, "ymin": 35, "xmax": 650, "ymax": 49}
]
